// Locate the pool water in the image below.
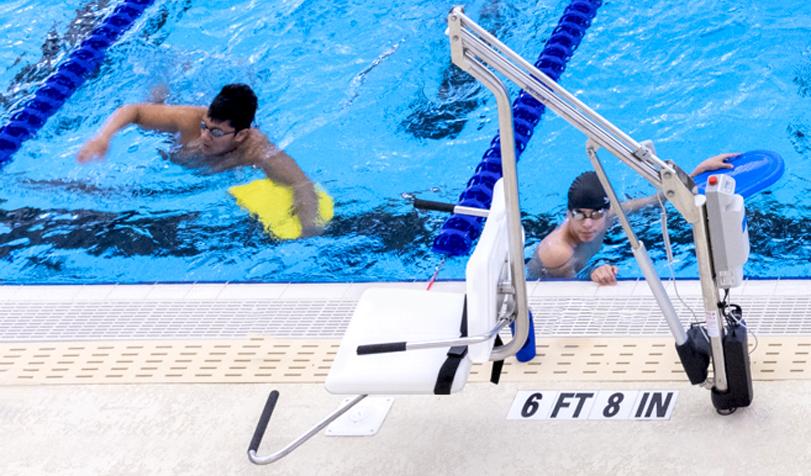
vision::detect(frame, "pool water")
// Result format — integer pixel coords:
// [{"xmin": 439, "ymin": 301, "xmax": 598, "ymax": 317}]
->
[{"xmin": 0, "ymin": 0, "xmax": 809, "ymax": 284}]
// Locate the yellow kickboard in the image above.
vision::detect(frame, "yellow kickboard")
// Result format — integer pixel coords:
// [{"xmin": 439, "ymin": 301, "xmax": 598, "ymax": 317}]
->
[{"xmin": 228, "ymin": 179, "xmax": 334, "ymax": 240}]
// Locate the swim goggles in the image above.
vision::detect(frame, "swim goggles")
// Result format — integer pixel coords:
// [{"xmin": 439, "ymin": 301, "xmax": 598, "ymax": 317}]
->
[
  {"xmin": 200, "ymin": 120, "xmax": 237, "ymax": 138},
  {"xmin": 570, "ymin": 208, "xmax": 607, "ymax": 221}
]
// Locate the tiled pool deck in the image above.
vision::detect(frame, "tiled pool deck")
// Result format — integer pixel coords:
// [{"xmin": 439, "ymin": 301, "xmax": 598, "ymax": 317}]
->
[{"xmin": 2, "ymin": 279, "xmax": 810, "ymax": 475}]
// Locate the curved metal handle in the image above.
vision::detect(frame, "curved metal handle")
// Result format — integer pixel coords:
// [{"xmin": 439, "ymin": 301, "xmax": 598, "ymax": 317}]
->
[
  {"xmin": 248, "ymin": 390, "xmax": 280, "ymax": 455},
  {"xmin": 247, "ymin": 391, "xmax": 368, "ymax": 465}
]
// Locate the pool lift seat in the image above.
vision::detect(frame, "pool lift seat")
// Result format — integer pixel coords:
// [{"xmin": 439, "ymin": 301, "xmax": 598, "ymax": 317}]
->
[
  {"xmin": 248, "ymin": 179, "xmax": 531, "ymax": 464},
  {"xmin": 327, "ymin": 178, "xmax": 515, "ymax": 396}
]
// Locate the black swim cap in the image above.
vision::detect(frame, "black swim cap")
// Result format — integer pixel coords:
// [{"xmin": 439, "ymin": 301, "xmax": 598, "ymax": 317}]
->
[{"xmin": 567, "ymin": 171, "xmax": 609, "ymax": 211}]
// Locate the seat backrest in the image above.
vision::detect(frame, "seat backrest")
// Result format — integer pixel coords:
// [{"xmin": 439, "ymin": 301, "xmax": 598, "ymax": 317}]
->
[{"xmin": 465, "ymin": 178, "xmax": 515, "ymax": 363}]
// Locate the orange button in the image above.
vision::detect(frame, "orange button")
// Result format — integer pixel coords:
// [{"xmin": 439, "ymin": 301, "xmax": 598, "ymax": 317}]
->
[{"xmin": 708, "ymin": 175, "xmax": 718, "ymax": 185}]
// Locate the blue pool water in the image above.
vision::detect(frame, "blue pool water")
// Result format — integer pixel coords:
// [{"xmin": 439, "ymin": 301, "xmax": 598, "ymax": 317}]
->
[{"xmin": 0, "ymin": 0, "xmax": 809, "ymax": 284}]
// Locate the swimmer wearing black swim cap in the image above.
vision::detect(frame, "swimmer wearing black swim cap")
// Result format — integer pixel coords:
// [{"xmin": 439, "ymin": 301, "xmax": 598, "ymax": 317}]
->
[
  {"xmin": 527, "ymin": 154, "xmax": 736, "ymax": 285},
  {"xmin": 568, "ymin": 171, "xmax": 610, "ymax": 212}
]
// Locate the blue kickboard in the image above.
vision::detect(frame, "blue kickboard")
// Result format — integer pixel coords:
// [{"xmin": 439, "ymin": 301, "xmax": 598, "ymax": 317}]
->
[{"xmin": 694, "ymin": 150, "xmax": 784, "ymax": 198}]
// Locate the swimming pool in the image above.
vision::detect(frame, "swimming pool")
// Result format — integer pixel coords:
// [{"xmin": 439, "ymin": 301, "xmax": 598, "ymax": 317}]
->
[{"xmin": 0, "ymin": 0, "xmax": 808, "ymax": 284}]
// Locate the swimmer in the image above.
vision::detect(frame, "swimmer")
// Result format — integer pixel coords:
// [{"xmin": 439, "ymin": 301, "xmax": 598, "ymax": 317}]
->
[
  {"xmin": 526, "ymin": 153, "xmax": 736, "ymax": 285},
  {"xmin": 77, "ymin": 83, "xmax": 323, "ymax": 237}
]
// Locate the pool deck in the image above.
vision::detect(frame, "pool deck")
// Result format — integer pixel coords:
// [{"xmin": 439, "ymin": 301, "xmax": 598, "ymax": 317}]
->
[{"xmin": 2, "ymin": 279, "xmax": 810, "ymax": 475}]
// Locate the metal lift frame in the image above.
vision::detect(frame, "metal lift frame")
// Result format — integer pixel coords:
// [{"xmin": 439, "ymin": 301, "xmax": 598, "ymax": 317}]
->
[{"xmin": 446, "ymin": 6, "xmax": 739, "ymax": 394}]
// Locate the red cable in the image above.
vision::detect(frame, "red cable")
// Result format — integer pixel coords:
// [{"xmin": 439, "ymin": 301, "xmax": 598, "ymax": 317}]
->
[{"xmin": 426, "ymin": 258, "xmax": 445, "ymax": 290}]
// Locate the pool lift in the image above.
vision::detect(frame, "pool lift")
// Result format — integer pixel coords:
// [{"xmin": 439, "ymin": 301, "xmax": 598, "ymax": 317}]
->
[
  {"xmin": 440, "ymin": 6, "xmax": 752, "ymax": 410},
  {"xmin": 247, "ymin": 6, "xmax": 752, "ymax": 465}
]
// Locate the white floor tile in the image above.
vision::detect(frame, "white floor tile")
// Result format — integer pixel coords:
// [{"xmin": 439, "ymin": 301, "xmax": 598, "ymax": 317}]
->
[
  {"xmin": 426, "ymin": 281, "xmax": 466, "ymax": 293},
  {"xmin": 2, "ymin": 285, "xmax": 82, "ymax": 301},
  {"xmin": 72, "ymin": 285, "xmax": 116, "ymax": 300},
  {"xmin": 105, "ymin": 285, "xmax": 155, "ymax": 300},
  {"xmin": 593, "ymin": 280, "xmax": 637, "ymax": 297},
  {"xmin": 772, "ymin": 280, "xmax": 811, "ymax": 296},
  {"xmin": 530, "ymin": 280, "xmax": 598, "ymax": 297},
  {"xmin": 144, "ymin": 284, "xmax": 194, "ymax": 300},
  {"xmin": 184, "ymin": 283, "xmax": 229, "ymax": 300},
  {"xmin": 741, "ymin": 280, "xmax": 778, "ymax": 296},
  {"xmin": 279, "ymin": 283, "xmax": 352, "ymax": 299},
  {"xmin": 217, "ymin": 283, "xmax": 290, "ymax": 299}
]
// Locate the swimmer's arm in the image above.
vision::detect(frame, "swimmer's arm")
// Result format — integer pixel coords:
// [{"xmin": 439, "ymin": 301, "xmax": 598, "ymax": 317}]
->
[
  {"xmin": 689, "ymin": 152, "xmax": 736, "ymax": 176},
  {"xmin": 616, "ymin": 153, "xmax": 736, "ymax": 214},
  {"xmin": 529, "ymin": 242, "xmax": 577, "ymax": 279},
  {"xmin": 617, "ymin": 194, "xmax": 662, "ymax": 215},
  {"xmin": 78, "ymin": 104, "xmax": 205, "ymax": 162},
  {"xmin": 256, "ymin": 148, "xmax": 322, "ymax": 237}
]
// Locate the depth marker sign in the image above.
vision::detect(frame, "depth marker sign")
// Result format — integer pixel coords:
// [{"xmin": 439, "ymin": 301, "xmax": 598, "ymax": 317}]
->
[{"xmin": 507, "ymin": 390, "xmax": 678, "ymax": 421}]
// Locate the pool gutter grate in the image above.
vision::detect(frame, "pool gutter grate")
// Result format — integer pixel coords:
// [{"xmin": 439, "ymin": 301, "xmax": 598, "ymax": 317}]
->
[{"xmin": 1, "ymin": 294, "xmax": 811, "ymax": 342}]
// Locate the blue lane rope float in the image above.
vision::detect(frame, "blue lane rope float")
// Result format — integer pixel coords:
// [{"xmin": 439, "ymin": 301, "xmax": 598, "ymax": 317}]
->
[
  {"xmin": 0, "ymin": 0, "xmax": 156, "ymax": 167},
  {"xmin": 432, "ymin": 0, "xmax": 603, "ymax": 257}
]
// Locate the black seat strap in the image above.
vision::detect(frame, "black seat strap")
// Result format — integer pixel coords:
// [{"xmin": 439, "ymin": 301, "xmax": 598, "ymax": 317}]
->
[
  {"xmin": 490, "ymin": 334, "xmax": 505, "ymax": 385},
  {"xmin": 434, "ymin": 296, "xmax": 469, "ymax": 395}
]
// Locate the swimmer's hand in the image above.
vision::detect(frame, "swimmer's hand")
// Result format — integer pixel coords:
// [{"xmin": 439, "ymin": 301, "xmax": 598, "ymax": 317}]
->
[
  {"xmin": 289, "ymin": 202, "xmax": 323, "ymax": 238},
  {"xmin": 77, "ymin": 136, "xmax": 110, "ymax": 163},
  {"xmin": 590, "ymin": 264, "xmax": 618, "ymax": 286},
  {"xmin": 690, "ymin": 152, "xmax": 737, "ymax": 177},
  {"xmin": 300, "ymin": 224, "xmax": 324, "ymax": 238}
]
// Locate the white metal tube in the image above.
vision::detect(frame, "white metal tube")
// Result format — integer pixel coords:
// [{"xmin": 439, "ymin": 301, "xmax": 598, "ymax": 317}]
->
[
  {"xmin": 456, "ymin": 13, "xmax": 665, "ymax": 166},
  {"xmin": 448, "ymin": 11, "xmax": 529, "ymax": 362},
  {"xmin": 455, "ymin": 11, "xmax": 673, "ymax": 186},
  {"xmin": 588, "ymin": 145, "xmax": 687, "ymax": 345},
  {"xmin": 633, "ymin": 244, "xmax": 688, "ymax": 345},
  {"xmin": 461, "ymin": 33, "xmax": 663, "ymax": 184},
  {"xmin": 405, "ymin": 320, "xmax": 510, "ymax": 351},
  {"xmin": 453, "ymin": 205, "xmax": 489, "ymax": 218},
  {"xmin": 248, "ymin": 394, "xmax": 367, "ymax": 465},
  {"xmin": 691, "ymin": 196, "xmax": 728, "ymax": 392}
]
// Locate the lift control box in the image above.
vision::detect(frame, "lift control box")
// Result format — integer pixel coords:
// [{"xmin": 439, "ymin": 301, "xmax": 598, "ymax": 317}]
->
[{"xmin": 705, "ymin": 174, "xmax": 749, "ymax": 288}]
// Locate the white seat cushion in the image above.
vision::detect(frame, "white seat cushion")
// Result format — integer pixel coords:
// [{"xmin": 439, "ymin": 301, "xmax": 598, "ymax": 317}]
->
[{"xmin": 326, "ymin": 288, "xmax": 471, "ymax": 395}]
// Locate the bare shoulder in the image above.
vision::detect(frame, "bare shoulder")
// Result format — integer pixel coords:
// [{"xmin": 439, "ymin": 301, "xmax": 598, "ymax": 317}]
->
[
  {"xmin": 241, "ymin": 130, "xmax": 282, "ymax": 164},
  {"xmin": 537, "ymin": 237, "xmax": 575, "ymax": 270},
  {"xmin": 245, "ymin": 131, "xmax": 310, "ymax": 186}
]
